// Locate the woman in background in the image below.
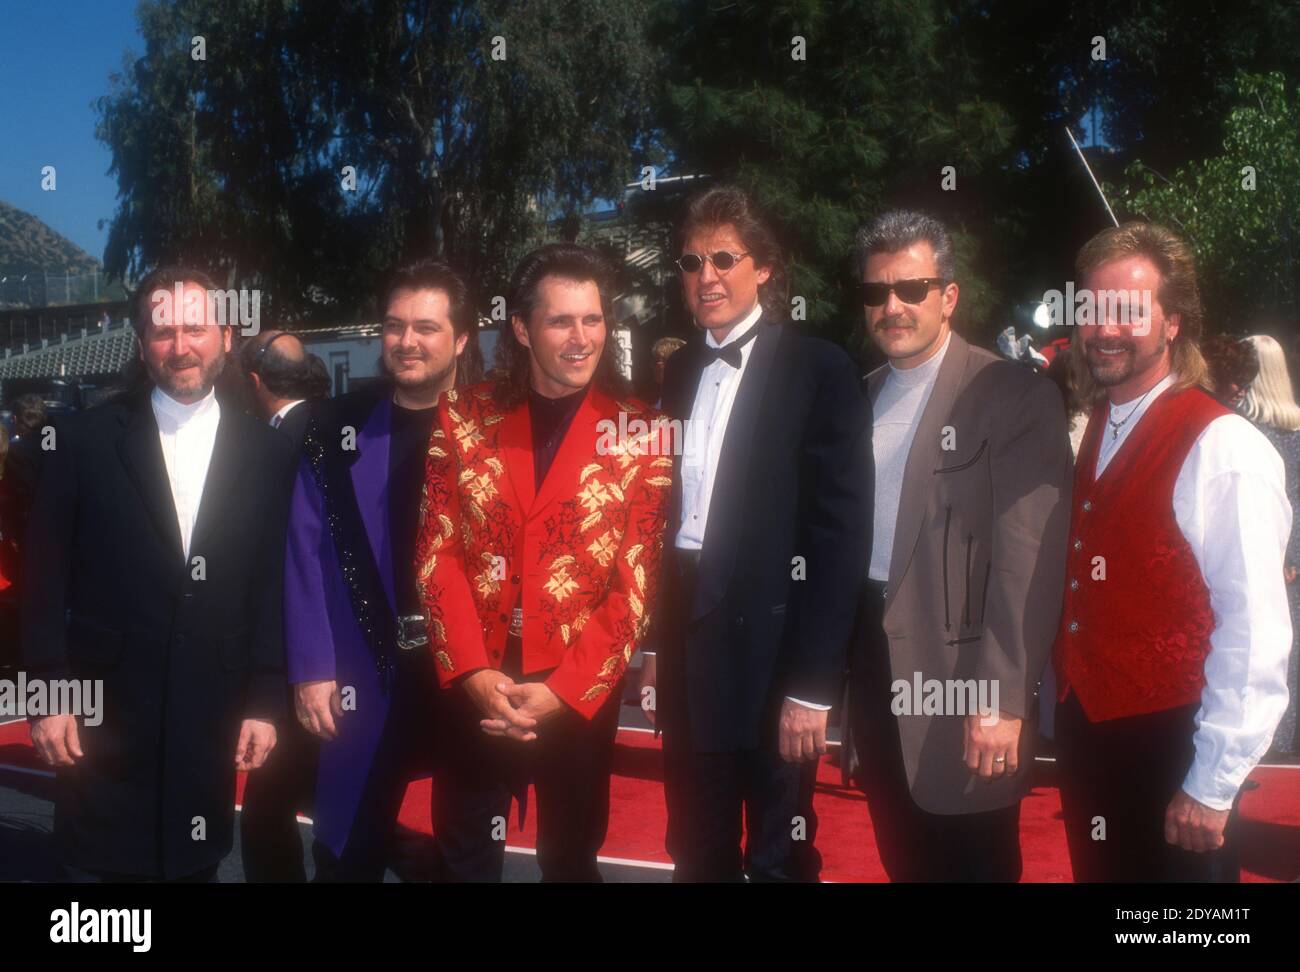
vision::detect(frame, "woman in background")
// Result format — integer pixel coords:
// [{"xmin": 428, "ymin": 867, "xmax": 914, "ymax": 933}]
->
[{"xmin": 1243, "ymin": 334, "xmax": 1300, "ymax": 756}]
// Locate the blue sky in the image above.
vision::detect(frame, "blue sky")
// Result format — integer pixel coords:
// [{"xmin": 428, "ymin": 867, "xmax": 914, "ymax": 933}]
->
[{"xmin": 0, "ymin": 0, "xmax": 142, "ymax": 262}]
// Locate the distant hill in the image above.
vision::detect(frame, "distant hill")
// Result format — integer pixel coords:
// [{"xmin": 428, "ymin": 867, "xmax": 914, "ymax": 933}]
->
[{"xmin": 0, "ymin": 200, "xmax": 99, "ymax": 274}]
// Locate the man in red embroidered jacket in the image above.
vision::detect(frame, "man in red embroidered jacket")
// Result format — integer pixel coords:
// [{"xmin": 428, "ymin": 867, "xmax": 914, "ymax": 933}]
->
[
  {"xmin": 415, "ymin": 244, "xmax": 671, "ymax": 882},
  {"xmin": 1054, "ymin": 222, "xmax": 1292, "ymax": 882}
]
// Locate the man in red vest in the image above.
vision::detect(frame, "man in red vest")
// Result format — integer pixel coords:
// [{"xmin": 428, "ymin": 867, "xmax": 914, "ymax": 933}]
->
[
  {"xmin": 415, "ymin": 243, "xmax": 670, "ymax": 881},
  {"xmin": 1054, "ymin": 222, "xmax": 1292, "ymax": 882}
]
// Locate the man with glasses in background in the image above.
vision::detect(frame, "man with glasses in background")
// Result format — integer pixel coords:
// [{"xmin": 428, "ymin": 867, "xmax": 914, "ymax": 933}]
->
[{"xmin": 851, "ymin": 209, "xmax": 1071, "ymax": 882}]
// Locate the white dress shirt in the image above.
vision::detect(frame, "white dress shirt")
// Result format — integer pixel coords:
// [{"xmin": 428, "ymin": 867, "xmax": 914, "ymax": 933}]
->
[
  {"xmin": 151, "ymin": 386, "xmax": 221, "ymax": 561},
  {"xmin": 271, "ymin": 399, "xmax": 305, "ymax": 428},
  {"xmin": 1093, "ymin": 372, "xmax": 1293, "ymax": 810},
  {"xmin": 675, "ymin": 301, "xmax": 764, "ymax": 550},
  {"xmin": 868, "ymin": 332, "xmax": 951, "ymax": 581}
]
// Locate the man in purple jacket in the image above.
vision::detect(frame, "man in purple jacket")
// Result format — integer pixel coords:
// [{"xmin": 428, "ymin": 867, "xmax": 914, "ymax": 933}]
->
[{"xmin": 284, "ymin": 259, "xmax": 484, "ymax": 881}]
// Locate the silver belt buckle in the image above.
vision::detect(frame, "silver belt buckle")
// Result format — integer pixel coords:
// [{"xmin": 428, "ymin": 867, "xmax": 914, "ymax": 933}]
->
[
  {"xmin": 508, "ymin": 607, "xmax": 524, "ymax": 637},
  {"xmin": 396, "ymin": 613, "xmax": 429, "ymax": 651}
]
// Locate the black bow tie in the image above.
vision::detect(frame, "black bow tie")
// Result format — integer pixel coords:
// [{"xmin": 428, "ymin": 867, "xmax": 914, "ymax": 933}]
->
[{"xmin": 701, "ymin": 324, "xmax": 759, "ymax": 369}]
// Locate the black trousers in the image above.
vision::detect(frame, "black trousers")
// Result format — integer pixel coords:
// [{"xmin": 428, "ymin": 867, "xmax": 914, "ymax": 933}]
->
[
  {"xmin": 60, "ymin": 862, "xmax": 219, "ymax": 883},
  {"xmin": 1056, "ymin": 693, "xmax": 1241, "ymax": 883},
  {"xmin": 311, "ymin": 651, "xmax": 442, "ymax": 883},
  {"xmin": 239, "ymin": 691, "xmax": 319, "ymax": 882},
  {"xmin": 850, "ymin": 580, "xmax": 1022, "ymax": 883},
  {"xmin": 430, "ymin": 636, "xmax": 623, "ymax": 883},
  {"xmin": 660, "ymin": 548, "xmax": 822, "ymax": 883}
]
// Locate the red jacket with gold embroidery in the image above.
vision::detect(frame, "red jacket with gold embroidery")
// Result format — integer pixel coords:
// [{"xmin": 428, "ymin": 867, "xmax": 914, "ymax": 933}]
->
[{"xmin": 414, "ymin": 381, "xmax": 672, "ymax": 719}]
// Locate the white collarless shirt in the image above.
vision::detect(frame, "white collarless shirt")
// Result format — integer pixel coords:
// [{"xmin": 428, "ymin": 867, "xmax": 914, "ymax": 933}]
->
[
  {"xmin": 676, "ymin": 301, "xmax": 764, "ymax": 551},
  {"xmin": 151, "ymin": 385, "xmax": 221, "ymax": 561},
  {"xmin": 1092, "ymin": 373, "xmax": 1292, "ymax": 809},
  {"xmin": 868, "ymin": 332, "xmax": 951, "ymax": 581}
]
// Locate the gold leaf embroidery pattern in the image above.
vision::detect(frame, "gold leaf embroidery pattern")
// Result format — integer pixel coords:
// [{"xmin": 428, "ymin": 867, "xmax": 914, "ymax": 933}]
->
[
  {"xmin": 453, "ymin": 417, "xmax": 484, "ymax": 451},
  {"xmin": 577, "ymin": 480, "xmax": 612, "ymax": 512},
  {"xmin": 544, "ymin": 564, "xmax": 579, "ymax": 602},
  {"xmin": 587, "ymin": 531, "xmax": 617, "ymax": 567},
  {"xmin": 436, "ymin": 651, "xmax": 455, "ymax": 672}
]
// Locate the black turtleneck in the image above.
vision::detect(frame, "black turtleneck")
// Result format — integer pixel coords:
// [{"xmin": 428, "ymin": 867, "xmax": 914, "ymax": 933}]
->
[
  {"xmin": 389, "ymin": 399, "xmax": 438, "ymax": 613},
  {"xmin": 529, "ymin": 386, "xmax": 587, "ymax": 490}
]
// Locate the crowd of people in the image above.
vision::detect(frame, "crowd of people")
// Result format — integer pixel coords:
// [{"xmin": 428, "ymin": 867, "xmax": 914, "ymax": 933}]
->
[{"xmin": 6, "ymin": 184, "xmax": 1296, "ymax": 884}]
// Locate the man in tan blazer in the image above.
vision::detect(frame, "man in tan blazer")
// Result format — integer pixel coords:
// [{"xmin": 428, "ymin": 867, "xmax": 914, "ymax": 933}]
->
[{"xmin": 850, "ymin": 210, "xmax": 1071, "ymax": 881}]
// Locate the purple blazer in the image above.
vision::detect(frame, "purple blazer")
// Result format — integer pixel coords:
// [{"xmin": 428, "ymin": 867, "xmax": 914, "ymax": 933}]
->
[{"xmin": 283, "ymin": 394, "xmax": 398, "ymax": 858}]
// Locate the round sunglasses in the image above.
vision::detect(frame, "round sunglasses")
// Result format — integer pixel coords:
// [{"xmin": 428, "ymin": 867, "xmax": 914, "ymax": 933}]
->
[{"xmin": 675, "ymin": 251, "xmax": 751, "ymax": 274}]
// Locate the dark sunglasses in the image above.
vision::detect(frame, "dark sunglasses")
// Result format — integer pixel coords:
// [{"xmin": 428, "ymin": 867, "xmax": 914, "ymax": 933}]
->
[
  {"xmin": 675, "ymin": 251, "xmax": 751, "ymax": 274},
  {"xmin": 859, "ymin": 278, "xmax": 948, "ymax": 306}
]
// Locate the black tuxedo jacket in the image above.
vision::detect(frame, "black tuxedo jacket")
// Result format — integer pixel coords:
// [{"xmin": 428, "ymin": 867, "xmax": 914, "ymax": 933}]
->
[
  {"xmin": 274, "ymin": 399, "xmax": 311, "ymax": 452},
  {"xmin": 653, "ymin": 314, "xmax": 873, "ymax": 752},
  {"xmin": 20, "ymin": 389, "xmax": 296, "ymax": 878}
]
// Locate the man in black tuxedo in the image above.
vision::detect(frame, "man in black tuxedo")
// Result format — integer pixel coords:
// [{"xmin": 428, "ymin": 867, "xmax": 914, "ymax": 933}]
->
[
  {"xmin": 241, "ymin": 330, "xmax": 318, "ymax": 449},
  {"xmin": 238, "ymin": 328, "xmax": 326, "ymax": 881},
  {"xmin": 21, "ymin": 267, "xmax": 296, "ymax": 882},
  {"xmin": 641, "ymin": 186, "xmax": 873, "ymax": 882}
]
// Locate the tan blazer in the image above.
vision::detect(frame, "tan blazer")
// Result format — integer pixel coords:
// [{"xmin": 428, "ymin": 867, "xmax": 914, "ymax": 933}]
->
[{"xmin": 862, "ymin": 332, "xmax": 1072, "ymax": 814}]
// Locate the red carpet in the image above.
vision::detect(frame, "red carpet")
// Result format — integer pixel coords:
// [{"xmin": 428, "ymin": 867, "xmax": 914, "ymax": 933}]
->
[{"xmin": 4, "ymin": 720, "xmax": 1297, "ymax": 881}]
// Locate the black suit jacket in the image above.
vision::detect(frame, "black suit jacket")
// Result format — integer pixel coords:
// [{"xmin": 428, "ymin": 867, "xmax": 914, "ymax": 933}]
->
[
  {"xmin": 20, "ymin": 389, "xmax": 296, "ymax": 878},
  {"xmin": 653, "ymin": 314, "xmax": 873, "ymax": 752},
  {"xmin": 274, "ymin": 399, "xmax": 311, "ymax": 452}
]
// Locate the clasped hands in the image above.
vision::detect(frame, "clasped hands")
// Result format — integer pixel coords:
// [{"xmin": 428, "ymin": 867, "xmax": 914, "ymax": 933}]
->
[{"xmin": 464, "ymin": 669, "xmax": 565, "ymax": 742}]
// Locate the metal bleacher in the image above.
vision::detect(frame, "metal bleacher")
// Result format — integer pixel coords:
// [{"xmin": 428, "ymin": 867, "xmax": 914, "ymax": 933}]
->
[{"xmin": 0, "ymin": 318, "xmax": 136, "ymax": 399}]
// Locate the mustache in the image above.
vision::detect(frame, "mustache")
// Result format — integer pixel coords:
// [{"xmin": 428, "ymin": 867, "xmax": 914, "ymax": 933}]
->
[
  {"xmin": 875, "ymin": 316, "xmax": 914, "ymax": 331},
  {"xmin": 165, "ymin": 357, "xmax": 202, "ymax": 369}
]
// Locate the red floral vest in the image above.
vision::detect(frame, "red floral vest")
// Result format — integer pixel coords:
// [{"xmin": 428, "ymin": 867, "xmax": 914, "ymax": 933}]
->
[{"xmin": 1053, "ymin": 385, "xmax": 1230, "ymax": 721}]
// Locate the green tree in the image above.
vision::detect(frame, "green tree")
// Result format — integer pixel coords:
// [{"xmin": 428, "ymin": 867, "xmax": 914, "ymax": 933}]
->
[
  {"xmin": 652, "ymin": 0, "xmax": 1017, "ymax": 349},
  {"xmin": 1114, "ymin": 72, "xmax": 1300, "ymax": 331},
  {"xmin": 96, "ymin": 0, "xmax": 663, "ymax": 323}
]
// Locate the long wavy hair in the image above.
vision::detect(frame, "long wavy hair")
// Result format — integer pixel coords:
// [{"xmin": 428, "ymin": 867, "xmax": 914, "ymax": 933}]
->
[
  {"xmin": 1243, "ymin": 334, "xmax": 1300, "ymax": 431},
  {"xmin": 493, "ymin": 243, "xmax": 629, "ymax": 409},
  {"xmin": 1069, "ymin": 222, "xmax": 1211, "ymax": 406}
]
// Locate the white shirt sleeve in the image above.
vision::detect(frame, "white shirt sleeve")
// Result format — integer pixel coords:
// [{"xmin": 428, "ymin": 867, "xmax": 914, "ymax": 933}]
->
[
  {"xmin": 1173, "ymin": 413, "xmax": 1292, "ymax": 810},
  {"xmin": 785, "ymin": 696, "xmax": 832, "ymax": 711}
]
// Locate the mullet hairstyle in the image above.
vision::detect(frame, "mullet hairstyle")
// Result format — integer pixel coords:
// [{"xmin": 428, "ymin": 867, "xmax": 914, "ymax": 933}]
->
[
  {"xmin": 1070, "ymin": 221, "xmax": 1210, "ymax": 405},
  {"xmin": 1243, "ymin": 334, "xmax": 1300, "ymax": 432},
  {"xmin": 378, "ymin": 258, "xmax": 485, "ymax": 389},
  {"xmin": 672, "ymin": 185, "xmax": 790, "ymax": 316},
  {"xmin": 493, "ymin": 243, "xmax": 629, "ymax": 409}
]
